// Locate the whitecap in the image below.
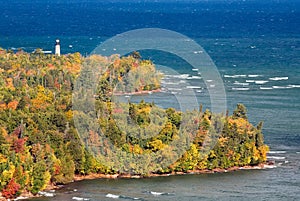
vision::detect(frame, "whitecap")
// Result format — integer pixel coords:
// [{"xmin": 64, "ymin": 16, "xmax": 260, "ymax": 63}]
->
[
  {"xmin": 246, "ymin": 80, "xmax": 256, "ymax": 83},
  {"xmin": 272, "ymin": 86, "xmax": 292, "ymax": 89},
  {"xmin": 260, "ymin": 87, "xmax": 273, "ymax": 90},
  {"xmin": 106, "ymin": 193, "xmax": 120, "ymax": 199},
  {"xmin": 162, "ymin": 82, "xmax": 178, "ymax": 85},
  {"xmin": 168, "ymin": 74, "xmax": 189, "ymax": 79},
  {"xmin": 206, "ymin": 80, "xmax": 213, "ymax": 82},
  {"xmin": 14, "ymin": 196, "xmax": 28, "ymax": 200},
  {"xmin": 224, "ymin": 75, "xmax": 235, "ymax": 78},
  {"xmin": 232, "ymin": 87, "xmax": 250, "ymax": 91},
  {"xmin": 288, "ymin": 84, "xmax": 300, "ymax": 88},
  {"xmin": 187, "ymin": 76, "xmax": 202, "ymax": 79},
  {"xmin": 233, "ymin": 82, "xmax": 249, "ymax": 86},
  {"xmin": 72, "ymin": 197, "xmax": 90, "ymax": 201},
  {"xmin": 209, "ymin": 85, "xmax": 215, "ymax": 88},
  {"xmin": 192, "ymin": 68, "xmax": 198, "ymax": 71},
  {"xmin": 150, "ymin": 191, "xmax": 164, "ymax": 196},
  {"xmin": 224, "ymin": 75, "xmax": 246, "ymax": 78},
  {"xmin": 268, "ymin": 151, "xmax": 286, "ymax": 154},
  {"xmin": 267, "ymin": 156, "xmax": 286, "ymax": 160},
  {"xmin": 38, "ymin": 191, "xmax": 55, "ymax": 197},
  {"xmin": 186, "ymin": 86, "xmax": 201, "ymax": 89},
  {"xmin": 248, "ymin": 75, "xmax": 261, "ymax": 78},
  {"xmin": 269, "ymin": 77, "xmax": 288, "ymax": 81},
  {"xmin": 193, "ymin": 51, "xmax": 203, "ymax": 54},
  {"xmin": 167, "ymin": 88, "xmax": 182, "ymax": 91},
  {"xmin": 255, "ymin": 80, "xmax": 269, "ymax": 84},
  {"xmin": 263, "ymin": 165, "xmax": 277, "ymax": 169}
]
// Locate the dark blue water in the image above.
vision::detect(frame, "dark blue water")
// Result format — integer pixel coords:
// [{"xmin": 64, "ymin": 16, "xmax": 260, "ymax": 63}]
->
[{"xmin": 1, "ymin": 0, "xmax": 299, "ymax": 200}]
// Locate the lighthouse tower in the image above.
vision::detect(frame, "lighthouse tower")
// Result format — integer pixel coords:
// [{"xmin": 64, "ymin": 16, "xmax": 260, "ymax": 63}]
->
[{"xmin": 55, "ymin": 39, "xmax": 61, "ymax": 56}]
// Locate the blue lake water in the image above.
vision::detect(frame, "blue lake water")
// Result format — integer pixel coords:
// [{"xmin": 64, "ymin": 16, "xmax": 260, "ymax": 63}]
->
[{"xmin": 0, "ymin": 0, "xmax": 299, "ymax": 200}]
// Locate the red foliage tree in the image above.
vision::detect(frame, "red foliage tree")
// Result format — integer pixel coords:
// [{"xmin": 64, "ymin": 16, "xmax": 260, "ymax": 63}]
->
[{"xmin": 1, "ymin": 178, "xmax": 21, "ymax": 199}]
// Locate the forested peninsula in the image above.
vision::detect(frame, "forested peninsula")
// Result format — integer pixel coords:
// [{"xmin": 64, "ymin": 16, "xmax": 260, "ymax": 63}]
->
[{"xmin": 0, "ymin": 48, "xmax": 269, "ymax": 200}]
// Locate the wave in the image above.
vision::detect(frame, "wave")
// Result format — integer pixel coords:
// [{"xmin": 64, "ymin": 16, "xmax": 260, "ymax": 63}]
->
[
  {"xmin": 269, "ymin": 77, "xmax": 288, "ymax": 81},
  {"xmin": 260, "ymin": 87, "xmax": 273, "ymax": 90},
  {"xmin": 263, "ymin": 164, "xmax": 277, "ymax": 169},
  {"xmin": 106, "ymin": 194, "xmax": 141, "ymax": 200},
  {"xmin": 149, "ymin": 191, "xmax": 174, "ymax": 196},
  {"xmin": 224, "ymin": 75, "xmax": 247, "ymax": 78},
  {"xmin": 186, "ymin": 86, "xmax": 202, "ymax": 89},
  {"xmin": 267, "ymin": 156, "xmax": 286, "ymax": 160},
  {"xmin": 254, "ymin": 80, "xmax": 269, "ymax": 84},
  {"xmin": 192, "ymin": 68, "xmax": 198, "ymax": 71},
  {"xmin": 167, "ymin": 88, "xmax": 182, "ymax": 91},
  {"xmin": 72, "ymin": 197, "xmax": 90, "ymax": 201},
  {"xmin": 166, "ymin": 74, "xmax": 190, "ymax": 79},
  {"xmin": 268, "ymin": 151, "xmax": 286, "ymax": 154},
  {"xmin": 272, "ymin": 86, "xmax": 293, "ymax": 89},
  {"xmin": 187, "ymin": 76, "xmax": 202, "ymax": 79},
  {"xmin": 232, "ymin": 87, "xmax": 250, "ymax": 91},
  {"xmin": 233, "ymin": 82, "xmax": 249, "ymax": 86},
  {"xmin": 288, "ymin": 84, "xmax": 300, "ymax": 88},
  {"xmin": 15, "ymin": 196, "xmax": 29, "ymax": 200},
  {"xmin": 38, "ymin": 191, "xmax": 55, "ymax": 197},
  {"xmin": 248, "ymin": 75, "xmax": 261, "ymax": 78},
  {"xmin": 296, "ymin": 152, "xmax": 300, "ymax": 154},
  {"xmin": 246, "ymin": 80, "xmax": 255, "ymax": 83},
  {"xmin": 106, "ymin": 194, "xmax": 120, "ymax": 199},
  {"xmin": 162, "ymin": 81, "xmax": 179, "ymax": 85},
  {"xmin": 150, "ymin": 191, "xmax": 164, "ymax": 196}
]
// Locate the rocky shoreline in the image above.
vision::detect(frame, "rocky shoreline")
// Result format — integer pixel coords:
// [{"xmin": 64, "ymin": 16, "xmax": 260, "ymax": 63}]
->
[
  {"xmin": 73, "ymin": 161, "xmax": 276, "ymax": 181},
  {"xmin": 1, "ymin": 161, "xmax": 275, "ymax": 201}
]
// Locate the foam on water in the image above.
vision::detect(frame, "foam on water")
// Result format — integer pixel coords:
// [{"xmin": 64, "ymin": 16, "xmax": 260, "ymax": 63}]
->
[
  {"xmin": 72, "ymin": 197, "xmax": 90, "ymax": 201},
  {"xmin": 187, "ymin": 76, "xmax": 202, "ymax": 79},
  {"xmin": 267, "ymin": 156, "xmax": 286, "ymax": 160},
  {"xmin": 224, "ymin": 75, "xmax": 247, "ymax": 78},
  {"xmin": 269, "ymin": 77, "xmax": 289, "ymax": 81},
  {"xmin": 248, "ymin": 75, "xmax": 261, "ymax": 78},
  {"xmin": 186, "ymin": 86, "xmax": 201, "ymax": 89},
  {"xmin": 15, "ymin": 196, "xmax": 29, "ymax": 200},
  {"xmin": 234, "ymin": 82, "xmax": 250, "ymax": 86},
  {"xmin": 268, "ymin": 151, "xmax": 286, "ymax": 154},
  {"xmin": 106, "ymin": 194, "xmax": 120, "ymax": 199},
  {"xmin": 232, "ymin": 87, "xmax": 250, "ymax": 91},
  {"xmin": 272, "ymin": 86, "xmax": 293, "ymax": 89},
  {"xmin": 288, "ymin": 85, "xmax": 300, "ymax": 88},
  {"xmin": 246, "ymin": 80, "xmax": 256, "ymax": 83},
  {"xmin": 150, "ymin": 191, "xmax": 164, "ymax": 196},
  {"xmin": 260, "ymin": 87, "xmax": 273, "ymax": 90},
  {"xmin": 255, "ymin": 80, "xmax": 269, "ymax": 84},
  {"xmin": 39, "ymin": 191, "xmax": 55, "ymax": 197}
]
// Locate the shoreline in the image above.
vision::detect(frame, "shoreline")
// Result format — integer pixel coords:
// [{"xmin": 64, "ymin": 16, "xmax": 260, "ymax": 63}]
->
[
  {"xmin": 73, "ymin": 162, "xmax": 276, "ymax": 181},
  {"xmin": 4, "ymin": 162, "xmax": 275, "ymax": 201},
  {"xmin": 111, "ymin": 88, "xmax": 162, "ymax": 96}
]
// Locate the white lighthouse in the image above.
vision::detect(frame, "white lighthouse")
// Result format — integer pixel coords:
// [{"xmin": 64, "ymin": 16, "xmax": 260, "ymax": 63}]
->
[{"xmin": 55, "ymin": 39, "xmax": 61, "ymax": 56}]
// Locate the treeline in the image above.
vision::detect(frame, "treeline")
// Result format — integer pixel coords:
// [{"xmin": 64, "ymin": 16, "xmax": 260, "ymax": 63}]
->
[{"xmin": 0, "ymin": 48, "xmax": 268, "ymax": 199}]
